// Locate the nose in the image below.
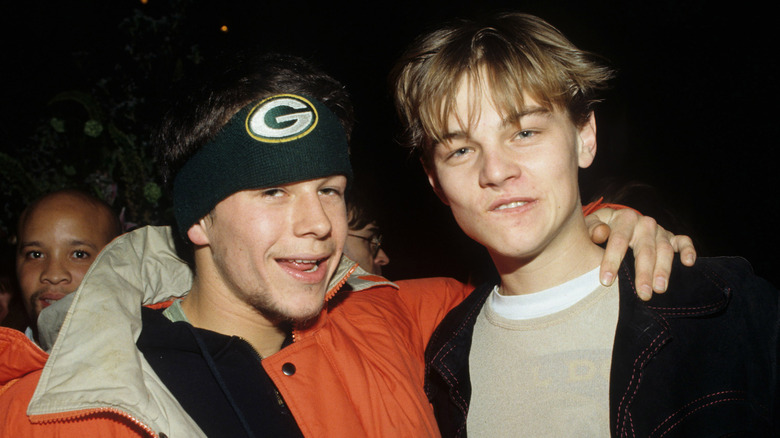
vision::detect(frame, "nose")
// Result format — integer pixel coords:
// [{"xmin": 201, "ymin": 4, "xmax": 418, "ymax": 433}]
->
[
  {"xmin": 40, "ymin": 258, "xmax": 71, "ymax": 285},
  {"xmin": 478, "ymin": 144, "xmax": 521, "ymax": 188},
  {"xmin": 374, "ymin": 248, "xmax": 390, "ymax": 267},
  {"xmin": 292, "ymin": 193, "xmax": 333, "ymax": 238}
]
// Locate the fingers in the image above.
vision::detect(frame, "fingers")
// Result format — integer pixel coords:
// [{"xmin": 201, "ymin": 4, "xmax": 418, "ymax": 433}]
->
[
  {"xmin": 625, "ymin": 215, "xmax": 659, "ymax": 301},
  {"xmin": 593, "ymin": 207, "xmax": 698, "ymax": 301},
  {"xmin": 584, "ymin": 207, "xmax": 613, "ymax": 246},
  {"xmin": 589, "ymin": 222, "xmax": 611, "ymax": 245},
  {"xmin": 598, "ymin": 210, "xmax": 638, "ymax": 289},
  {"xmin": 649, "ymin": 228, "xmax": 675, "ymax": 295},
  {"xmin": 671, "ymin": 235, "xmax": 697, "ymax": 266},
  {"xmin": 645, "ymin": 228, "xmax": 698, "ymax": 299}
]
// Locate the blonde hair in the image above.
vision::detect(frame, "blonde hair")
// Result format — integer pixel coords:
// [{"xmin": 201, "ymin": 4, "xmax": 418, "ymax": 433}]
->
[{"xmin": 392, "ymin": 12, "xmax": 614, "ymax": 163}]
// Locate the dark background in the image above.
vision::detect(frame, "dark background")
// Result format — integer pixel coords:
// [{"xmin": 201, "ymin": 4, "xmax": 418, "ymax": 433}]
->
[{"xmin": 2, "ymin": 1, "xmax": 778, "ymax": 286}]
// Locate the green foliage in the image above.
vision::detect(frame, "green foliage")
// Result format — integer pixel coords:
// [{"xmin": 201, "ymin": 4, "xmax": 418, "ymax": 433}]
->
[{"xmin": 0, "ymin": 0, "xmax": 201, "ymax": 241}]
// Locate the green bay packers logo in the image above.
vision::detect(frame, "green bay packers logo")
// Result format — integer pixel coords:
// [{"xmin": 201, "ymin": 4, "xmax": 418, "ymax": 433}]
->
[{"xmin": 246, "ymin": 94, "xmax": 318, "ymax": 142}]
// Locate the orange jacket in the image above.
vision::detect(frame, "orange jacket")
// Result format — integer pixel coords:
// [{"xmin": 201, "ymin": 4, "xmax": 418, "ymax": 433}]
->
[{"xmin": 0, "ymin": 226, "xmax": 472, "ymax": 437}]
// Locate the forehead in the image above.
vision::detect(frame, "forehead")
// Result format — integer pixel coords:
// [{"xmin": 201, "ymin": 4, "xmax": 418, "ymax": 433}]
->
[
  {"xmin": 19, "ymin": 195, "xmax": 111, "ymax": 244},
  {"xmin": 219, "ymin": 174, "xmax": 349, "ymax": 205},
  {"xmin": 444, "ymin": 75, "xmax": 554, "ymax": 131},
  {"xmin": 272, "ymin": 174, "xmax": 348, "ymax": 190},
  {"xmin": 440, "ymin": 68, "xmax": 563, "ymax": 123}
]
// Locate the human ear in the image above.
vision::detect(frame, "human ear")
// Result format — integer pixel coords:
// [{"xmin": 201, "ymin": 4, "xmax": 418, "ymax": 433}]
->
[
  {"xmin": 577, "ymin": 112, "xmax": 598, "ymax": 169},
  {"xmin": 186, "ymin": 217, "xmax": 211, "ymax": 246}
]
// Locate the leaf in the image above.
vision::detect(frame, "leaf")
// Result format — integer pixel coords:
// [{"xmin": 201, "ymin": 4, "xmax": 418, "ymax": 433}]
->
[{"xmin": 83, "ymin": 120, "xmax": 104, "ymax": 138}]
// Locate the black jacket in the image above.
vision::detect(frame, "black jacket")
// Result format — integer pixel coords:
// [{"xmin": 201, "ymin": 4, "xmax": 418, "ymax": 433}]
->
[{"xmin": 425, "ymin": 255, "xmax": 779, "ymax": 437}]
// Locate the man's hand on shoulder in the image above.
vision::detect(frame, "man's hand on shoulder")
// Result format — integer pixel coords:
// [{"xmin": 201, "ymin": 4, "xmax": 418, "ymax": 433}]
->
[{"xmin": 586, "ymin": 207, "xmax": 696, "ymax": 301}]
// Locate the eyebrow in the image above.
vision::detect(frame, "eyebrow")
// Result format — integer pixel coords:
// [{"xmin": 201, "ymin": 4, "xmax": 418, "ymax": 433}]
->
[
  {"xmin": 442, "ymin": 106, "xmax": 552, "ymax": 140},
  {"xmin": 18, "ymin": 240, "xmax": 100, "ymax": 250},
  {"xmin": 502, "ymin": 106, "xmax": 552, "ymax": 126}
]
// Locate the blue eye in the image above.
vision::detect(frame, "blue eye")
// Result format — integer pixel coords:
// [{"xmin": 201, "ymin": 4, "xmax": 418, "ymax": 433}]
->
[
  {"xmin": 516, "ymin": 130, "xmax": 535, "ymax": 139},
  {"xmin": 450, "ymin": 147, "xmax": 471, "ymax": 158}
]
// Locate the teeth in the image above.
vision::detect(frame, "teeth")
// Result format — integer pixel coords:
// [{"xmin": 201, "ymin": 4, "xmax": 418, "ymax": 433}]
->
[
  {"xmin": 495, "ymin": 201, "xmax": 527, "ymax": 210},
  {"xmin": 288, "ymin": 259, "xmax": 321, "ymax": 273}
]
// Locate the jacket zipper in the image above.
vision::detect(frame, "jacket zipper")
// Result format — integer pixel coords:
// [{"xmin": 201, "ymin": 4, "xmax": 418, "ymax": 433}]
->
[
  {"xmin": 32, "ymin": 406, "xmax": 158, "ymax": 437},
  {"xmin": 290, "ymin": 263, "xmax": 357, "ymax": 343}
]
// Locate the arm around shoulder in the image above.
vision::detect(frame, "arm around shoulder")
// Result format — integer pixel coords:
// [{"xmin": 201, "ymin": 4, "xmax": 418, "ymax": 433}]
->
[{"xmin": 394, "ymin": 277, "xmax": 474, "ymax": 345}]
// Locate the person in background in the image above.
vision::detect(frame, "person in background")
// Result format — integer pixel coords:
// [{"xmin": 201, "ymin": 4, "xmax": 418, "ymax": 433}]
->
[
  {"xmin": 14, "ymin": 189, "xmax": 122, "ymax": 343},
  {"xmin": 343, "ymin": 187, "xmax": 390, "ymax": 276}
]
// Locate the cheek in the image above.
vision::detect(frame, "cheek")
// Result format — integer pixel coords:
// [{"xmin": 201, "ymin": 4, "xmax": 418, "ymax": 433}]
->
[
  {"xmin": 434, "ymin": 176, "xmax": 483, "ymax": 236},
  {"xmin": 326, "ymin": 204, "xmax": 349, "ymax": 244},
  {"xmin": 434, "ymin": 171, "xmax": 468, "ymax": 206},
  {"xmin": 223, "ymin": 213, "xmax": 279, "ymax": 251},
  {"xmin": 448, "ymin": 204, "xmax": 486, "ymax": 244},
  {"xmin": 71, "ymin": 265, "xmax": 91, "ymax": 284},
  {"xmin": 529, "ymin": 149, "xmax": 579, "ymax": 189},
  {"xmin": 16, "ymin": 263, "xmax": 39, "ymax": 297},
  {"xmin": 438, "ymin": 178, "xmax": 477, "ymax": 217}
]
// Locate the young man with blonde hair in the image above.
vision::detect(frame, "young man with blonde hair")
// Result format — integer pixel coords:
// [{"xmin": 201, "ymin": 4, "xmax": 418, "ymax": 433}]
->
[{"xmin": 393, "ymin": 12, "xmax": 778, "ymax": 436}]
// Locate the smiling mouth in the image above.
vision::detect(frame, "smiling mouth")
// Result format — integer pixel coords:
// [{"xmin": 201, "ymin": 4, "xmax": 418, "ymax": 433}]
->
[
  {"xmin": 493, "ymin": 201, "xmax": 529, "ymax": 211},
  {"xmin": 276, "ymin": 257, "xmax": 331, "ymax": 283},
  {"xmin": 278, "ymin": 258, "xmax": 328, "ymax": 272}
]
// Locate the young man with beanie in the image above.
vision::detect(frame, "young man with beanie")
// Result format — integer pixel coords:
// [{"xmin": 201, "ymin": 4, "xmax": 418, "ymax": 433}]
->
[
  {"xmin": 392, "ymin": 12, "xmax": 778, "ymax": 436},
  {"xmin": 1, "ymin": 51, "xmax": 692, "ymax": 437}
]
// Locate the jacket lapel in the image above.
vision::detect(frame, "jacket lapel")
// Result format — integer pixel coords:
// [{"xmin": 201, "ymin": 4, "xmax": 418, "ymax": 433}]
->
[{"xmin": 425, "ymin": 282, "xmax": 492, "ymax": 437}]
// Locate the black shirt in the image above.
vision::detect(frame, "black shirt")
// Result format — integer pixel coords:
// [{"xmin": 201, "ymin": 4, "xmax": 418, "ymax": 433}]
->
[{"xmin": 136, "ymin": 307, "xmax": 303, "ymax": 438}]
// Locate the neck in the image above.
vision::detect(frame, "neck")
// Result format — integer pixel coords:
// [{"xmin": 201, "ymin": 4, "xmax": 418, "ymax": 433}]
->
[
  {"xmin": 493, "ymin": 218, "xmax": 604, "ymax": 296},
  {"xmin": 182, "ymin": 276, "xmax": 288, "ymax": 358}
]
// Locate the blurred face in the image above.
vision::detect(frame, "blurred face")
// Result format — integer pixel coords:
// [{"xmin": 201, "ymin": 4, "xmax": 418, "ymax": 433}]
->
[
  {"xmin": 0, "ymin": 283, "xmax": 11, "ymax": 323},
  {"xmin": 189, "ymin": 176, "xmax": 349, "ymax": 323},
  {"xmin": 16, "ymin": 193, "xmax": 117, "ymax": 325},
  {"xmin": 344, "ymin": 222, "xmax": 389, "ymax": 275},
  {"xmin": 426, "ymin": 76, "xmax": 596, "ymax": 270}
]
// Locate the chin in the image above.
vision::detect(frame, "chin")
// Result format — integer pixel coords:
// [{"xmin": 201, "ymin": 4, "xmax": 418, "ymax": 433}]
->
[{"xmin": 265, "ymin": 299, "xmax": 325, "ymax": 324}]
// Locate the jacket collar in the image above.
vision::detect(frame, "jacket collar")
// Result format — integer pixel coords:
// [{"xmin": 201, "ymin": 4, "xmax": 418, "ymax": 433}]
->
[
  {"xmin": 610, "ymin": 253, "xmax": 731, "ymax": 435},
  {"xmin": 26, "ymin": 226, "xmax": 198, "ymax": 435},
  {"xmin": 294, "ymin": 257, "xmax": 397, "ymax": 337},
  {"xmin": 617, "ymin": 253, "xmax": 730, "ymax": 319}
]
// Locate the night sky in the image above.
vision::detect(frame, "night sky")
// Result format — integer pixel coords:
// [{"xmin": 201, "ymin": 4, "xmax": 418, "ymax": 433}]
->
[{"xmin": 3, "ymin": 1, "xmax": 778, "ymax": 287}]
